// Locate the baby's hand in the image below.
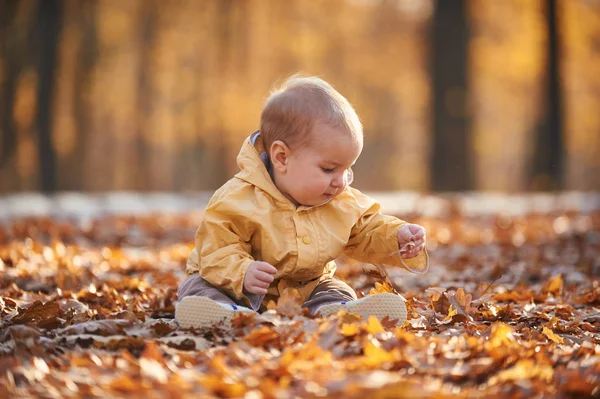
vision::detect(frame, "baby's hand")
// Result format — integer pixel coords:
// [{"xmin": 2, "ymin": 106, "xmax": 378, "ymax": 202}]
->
[
  {"xmin": 244, "ymin": 261, "xmax": 277, "ymax": 295},
  {"xmin": 397, "ymin": 223, "xmax": 426, "ymax": 259}
]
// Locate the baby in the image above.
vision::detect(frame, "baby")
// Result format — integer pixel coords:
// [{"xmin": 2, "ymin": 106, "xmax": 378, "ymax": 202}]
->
[{"xmin": 176, "ymin": 75, "xmax": 428, "ymax": 329}]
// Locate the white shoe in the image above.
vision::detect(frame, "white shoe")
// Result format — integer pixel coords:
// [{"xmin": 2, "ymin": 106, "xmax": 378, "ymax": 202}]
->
[
  {"xmin": 175, "ymin": 296, "xmax": 254, "ymax": 329},
  {"xmin": 316, "ymin": 293, "xmax": 407, "ymax": 326}
]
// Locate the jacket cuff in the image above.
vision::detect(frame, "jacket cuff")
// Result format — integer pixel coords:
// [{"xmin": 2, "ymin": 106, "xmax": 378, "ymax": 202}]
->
[
  {"xmin": 232, "ymin": 258, "xmax": 255, "ymax": 300},
  {"xmin": 387, "ymin": 223, "xmax": 429, "ymax": 273}
]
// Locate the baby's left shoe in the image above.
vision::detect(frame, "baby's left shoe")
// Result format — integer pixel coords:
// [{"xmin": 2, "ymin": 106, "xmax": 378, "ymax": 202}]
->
[
  {"xmin": 175, "ymin": 296, "xmax": 255, "ymax": 329},
  {"xmin": 317, "ymin": 293, "xmax": 407, "ymax": 326}
]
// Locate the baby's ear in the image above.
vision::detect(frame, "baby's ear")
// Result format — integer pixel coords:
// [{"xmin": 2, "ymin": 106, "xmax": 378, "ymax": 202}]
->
[{"xmin": 270, "ymin": 140, "xmax": 289, "ymax": 172}]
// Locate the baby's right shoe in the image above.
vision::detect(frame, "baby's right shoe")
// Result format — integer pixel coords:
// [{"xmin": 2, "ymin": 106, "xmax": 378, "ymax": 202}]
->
[
  {"xmin": 175, "ymin": 296, "xmax": 255, "ymax": 329},
  {"xmin": 317, "ymin": 293, "xmax": 407, "ymax": 326}
]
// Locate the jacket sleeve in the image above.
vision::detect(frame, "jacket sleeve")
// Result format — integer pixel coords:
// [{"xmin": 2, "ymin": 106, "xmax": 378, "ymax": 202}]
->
[
  {"xmin": 344, "ymin": 192, "xmax": 428, "ymax": 273},
  {"xmin": 194, "ymin": 185, "xmax": 256, "ymax": 301}
]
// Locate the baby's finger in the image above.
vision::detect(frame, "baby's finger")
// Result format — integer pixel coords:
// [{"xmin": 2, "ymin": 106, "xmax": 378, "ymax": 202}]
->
[
  {"xmin": 409, "ymin": 245, "xmax": 424, "ymax": 257},
  {"xmin": 255, "ymin": 272, "xmax": 275, "ymax": 283},
  {"xmin": 399, "ymin": 241, "xmax": 415, "ymax": 253},
  {"xmin": 414, "ymin": 243, "xmax": 424, "ymax": 251},
  {"xmin": 256, "ymin": 262, "xmax": 277, "ymax": 275},
  {"xmin": 412, "ymin": 230, "xmax": 425, "ymax": 240},
  {"xmin": 251, "ymin": 287, "xmax": 268, "ymax": 295},
  {"xmin": 253, "ymin": 280, "xmax": 270, "ymax": 290}
]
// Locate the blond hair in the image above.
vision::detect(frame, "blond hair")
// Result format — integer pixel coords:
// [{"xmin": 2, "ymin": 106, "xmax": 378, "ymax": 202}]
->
[{"xmin": 259, "ymin": 75, "xmax": 363, "ymax": 152}]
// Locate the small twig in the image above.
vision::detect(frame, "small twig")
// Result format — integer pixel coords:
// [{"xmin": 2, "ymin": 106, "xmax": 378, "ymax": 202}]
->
[{"xmin": 477, "ymin": 274, "xmax": 503, "ymax": 299}]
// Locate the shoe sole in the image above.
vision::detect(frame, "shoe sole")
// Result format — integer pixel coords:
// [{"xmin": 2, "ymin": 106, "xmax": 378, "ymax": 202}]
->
[
  {"xmin": 317, "ymin": 293, "xmax": 407, "ymax": 326},
  {"xmin": 175, "ymin": 296, "xmax": 252, "ymax": 329}
]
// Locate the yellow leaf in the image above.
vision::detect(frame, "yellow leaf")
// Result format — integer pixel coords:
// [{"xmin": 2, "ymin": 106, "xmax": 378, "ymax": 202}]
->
[
  {"xmin": 369, "ymin": 281, "xmax": 394, "ymax": 295},
  {"xmin": 366, "ymin": 316, "xmax": 384, "ymax": 334},
  {"xmin": 425, "ymin": 287, "xmax": 446, "ymax": 302},
  {"xmin": 542, "ymin": 326, "xmax": 564, "ymax": 344},
  {"xmin": 362, "ymin": 342, "xmax": 397, "ymax": 367},
  {"xmin": 489, "ymin": 359, "xmax": 554, "ymax": 384},
  {"xmin": 544, "ymin": 274, "xmax": 563, "ymax": 295},
  {"xmin": 199, "ymin": 375, "xmax": 247, "ymax": 397},
  {"xmin": 341, "ymin": 323, "xmax": 360, "ymax": 336},
  {"xmin": 455, "ymin": 288, "xmax": 472, "ymax": 313},
  {"xmin": 445, "ymin": 305, "xmax": 458, "ymax": 321},
  {"xmin": 487, "ymin": 323, "xmax": 517, "ymax": 348}
]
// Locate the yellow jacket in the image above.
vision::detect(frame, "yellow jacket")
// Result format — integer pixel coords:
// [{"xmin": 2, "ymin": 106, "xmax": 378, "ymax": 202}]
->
[{"xmin": 186, "ymin": 134, "xmax": 427, "ymax": 308}]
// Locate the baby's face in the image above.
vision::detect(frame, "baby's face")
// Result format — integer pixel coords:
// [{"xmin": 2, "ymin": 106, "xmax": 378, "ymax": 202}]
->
[{"xmin": 276, "ymin": 123, "xmax": 362, "ymax": 207}]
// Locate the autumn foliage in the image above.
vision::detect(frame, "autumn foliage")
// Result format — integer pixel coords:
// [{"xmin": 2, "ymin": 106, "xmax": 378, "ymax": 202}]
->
[{"xmin": 0, "ymin": 204, "xmax": 599, "ymax": 398}]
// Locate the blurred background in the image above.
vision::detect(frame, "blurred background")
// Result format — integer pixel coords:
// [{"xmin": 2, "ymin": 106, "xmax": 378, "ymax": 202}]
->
[{"xmin": 0, "ymin": 0, "xmax": 599, "ymax": 194}]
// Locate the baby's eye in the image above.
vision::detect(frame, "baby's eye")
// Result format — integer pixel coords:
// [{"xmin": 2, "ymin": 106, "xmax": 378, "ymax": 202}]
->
[{"xmin": 321, "ymin": 167, "xmax": 335, "ymax": 173}]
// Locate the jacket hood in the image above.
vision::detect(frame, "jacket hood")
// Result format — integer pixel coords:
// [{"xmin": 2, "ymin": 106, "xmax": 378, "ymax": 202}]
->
[{"xmin": 234, "ymin": 133, "xmax": 291, "ymax": 204}]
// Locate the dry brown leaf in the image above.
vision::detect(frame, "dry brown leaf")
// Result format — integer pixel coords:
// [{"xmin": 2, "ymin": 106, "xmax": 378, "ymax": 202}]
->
[
  {"xmin": 275, "ymin": 288, "xmax": 303, "ymax": 318},
  {"xmin": 56, "ymin": 319, "xmax": 132, "ymax": 336},
  {"xmin": 454, "ymin": 288, "xmax": 472, "ymax": 313},
  {"xmin": 11, "ymin": 300, "xmax": 61, "ymax": 329}
]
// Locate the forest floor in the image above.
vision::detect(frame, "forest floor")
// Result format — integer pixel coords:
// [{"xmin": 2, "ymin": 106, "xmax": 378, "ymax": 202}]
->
[{"xmin": 0, "ymin": 193, "xmax": 599, "ymax": 398}]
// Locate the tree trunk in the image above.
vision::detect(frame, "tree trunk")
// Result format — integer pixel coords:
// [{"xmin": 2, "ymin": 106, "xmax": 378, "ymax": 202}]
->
[
  {"xmin": 36, "ymin": 0, "xmax": 62, "ymax": 192},
  {"xmin": 431, "ymin": 0, "xmax": 471, "ymax": 191}
]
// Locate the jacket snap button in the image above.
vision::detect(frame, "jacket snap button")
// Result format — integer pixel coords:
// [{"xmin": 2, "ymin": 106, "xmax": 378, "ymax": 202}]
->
[{"xmin": 302, "ymin": 236, "xmax": 311, "ymax": 244}]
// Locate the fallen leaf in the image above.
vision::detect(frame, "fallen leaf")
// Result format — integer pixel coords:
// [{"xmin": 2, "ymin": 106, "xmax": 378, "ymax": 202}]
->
[
  {"xmin": 341, "ymin": 323, "xmax": 360, "ymax": 336},
  {"xmin": 11, "ymin": 300, "xmax": 61, "ymax": 329},
  {"xmin": 544, "ymin": 274, "xmax": 564, "ymax": 296},
  {"xmin": 366, "ymin": 263, "xmax": 401, "ymax": 295},
  {"xmin": 243, "ymin": 326, "xmax": 280, "ymax": 347},
  {"xmin": 55, "ymin": 319, "xmax": 132, "ymax": 336},
  {"xmin": 542, "ymin": 326, "xmax": 564, "ymax": 344},
  {"xmin": 366, "ymin": 316, "xmax": 385, "ymax": 334},
  {"xmin": 275, "ymin": 288, "xmax": 303, "ymax": 318},
  {"xmin": 489, "ymin": 359, "xmax": 554, "ymax": 384},
  {"xmin": 368, "ymin": 281, "xmax": 395, "ymax": 295},
  {"xmin": 454, "ymin": 288, "xmax": 472, "ymax": 313},
  {"xmin": 362, "ymin": 341, "xmax": 397, "ymax": 367},
  {"xmin": 446, "ymin": 305, "xmax": 458, "ymax": 320}
]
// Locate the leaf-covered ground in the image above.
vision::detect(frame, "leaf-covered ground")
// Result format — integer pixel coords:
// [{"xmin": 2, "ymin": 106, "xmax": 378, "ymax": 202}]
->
[{"xmin": 0, "ymin": 203, "xmax": 599, "ymax": 398}]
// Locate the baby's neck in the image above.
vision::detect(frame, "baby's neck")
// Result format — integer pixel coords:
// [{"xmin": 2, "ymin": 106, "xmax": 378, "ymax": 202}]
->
[{"xmin": 271, "ymin": 172, "xmax": 300, "ymax": 207}]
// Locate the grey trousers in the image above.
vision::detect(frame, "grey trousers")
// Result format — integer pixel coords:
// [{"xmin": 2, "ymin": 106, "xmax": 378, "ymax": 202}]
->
[{"xmin": 177, "ymin": 274, "xmax": 357, "ymax": 315}]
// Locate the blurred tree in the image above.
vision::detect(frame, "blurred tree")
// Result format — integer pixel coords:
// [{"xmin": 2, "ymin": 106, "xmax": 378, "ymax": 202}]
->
[
  {"xmin": 36, "ymin": 0, "xmax": 61, "ymax": 192},
  {"xmin": 51, "ymin": 0, "xmax": 96, "ymax": 191},
  {"xmin": 561, "ymin": 0, "xmax": 600, "ymax": 190},
  {"xmin": 1, "ymin": 0, "xmax": 39, "ymax": 191},
  {"xmin": 531, "ymin": 0, "xmax": 563, "ymax": 191},
  {"xmin": 431, "ymin": 0, "xmax": 472, "ymax": 191},
  {"xmin": 0, "ymin": 0, "xmax": 23, "ymax": 188}
]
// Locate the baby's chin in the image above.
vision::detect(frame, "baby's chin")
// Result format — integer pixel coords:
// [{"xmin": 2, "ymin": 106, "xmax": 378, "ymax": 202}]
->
[{"xmin": 297, "ymin": 194, "xmax": 335, "ymax": 207}]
